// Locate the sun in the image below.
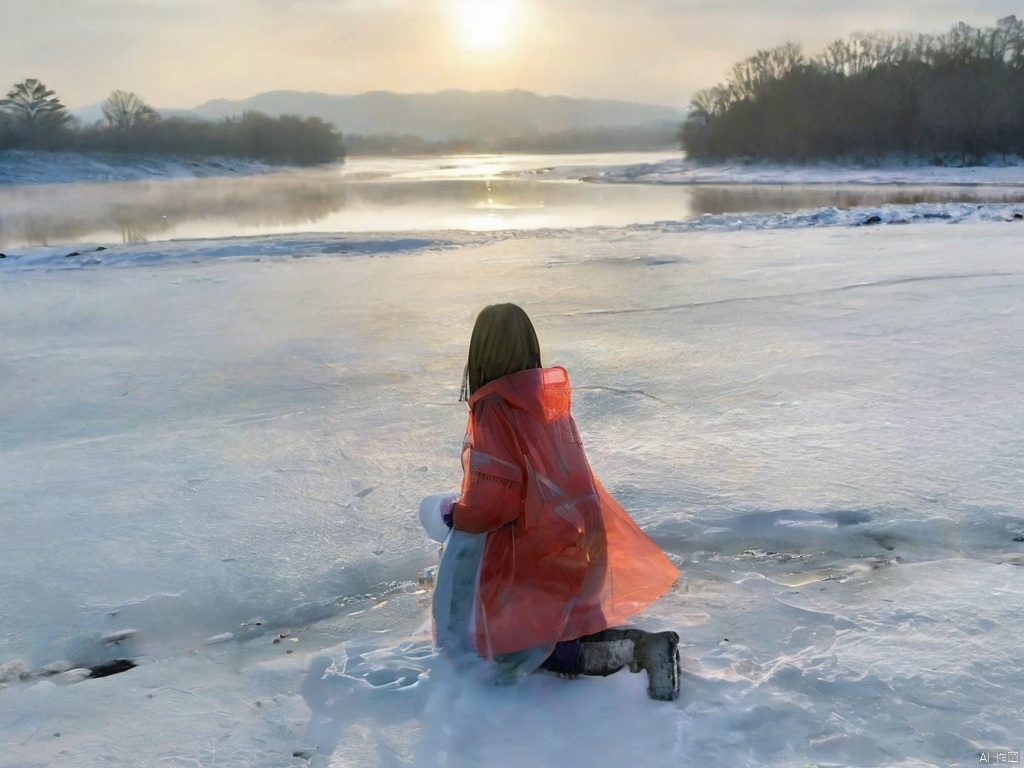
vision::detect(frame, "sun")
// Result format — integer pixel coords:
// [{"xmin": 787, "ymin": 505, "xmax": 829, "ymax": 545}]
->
[{"xmin": 453, "ymin": 0, "xmax": 518, "ymax": 52}]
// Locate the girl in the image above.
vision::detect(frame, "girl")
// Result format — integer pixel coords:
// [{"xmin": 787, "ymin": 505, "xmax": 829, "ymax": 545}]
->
[{"xmin": 427, "ymin": 303, "xmax": 680, "ymax": 701}]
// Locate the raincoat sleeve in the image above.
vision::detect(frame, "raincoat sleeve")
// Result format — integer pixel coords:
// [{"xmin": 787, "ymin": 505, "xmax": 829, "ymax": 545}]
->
[{"xmin": 451, "ymin": 398, "xmax": 524, "ymax": 534}]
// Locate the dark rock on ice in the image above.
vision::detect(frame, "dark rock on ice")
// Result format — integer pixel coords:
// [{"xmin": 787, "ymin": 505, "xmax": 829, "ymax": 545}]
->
[{"xmin": 88, "ymin": 659, "xmax": 137, "ymax": 678}]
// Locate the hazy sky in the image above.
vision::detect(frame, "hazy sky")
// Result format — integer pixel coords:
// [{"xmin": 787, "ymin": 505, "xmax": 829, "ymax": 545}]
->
[{"xmin": 3, "ymin": 1, "xmax": 1021, "ymax": 110}]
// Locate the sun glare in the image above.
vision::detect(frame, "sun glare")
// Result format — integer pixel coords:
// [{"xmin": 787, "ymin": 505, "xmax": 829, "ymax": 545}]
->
[{"xmin": 453, "ymin": 0, "xmax": 518, "ymax": 51}]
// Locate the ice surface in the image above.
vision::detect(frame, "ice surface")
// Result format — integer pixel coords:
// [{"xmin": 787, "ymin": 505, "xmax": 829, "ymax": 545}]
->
[{"xmin": 1, "ymin": 170, "xmax": 1023, "ymax": 766}]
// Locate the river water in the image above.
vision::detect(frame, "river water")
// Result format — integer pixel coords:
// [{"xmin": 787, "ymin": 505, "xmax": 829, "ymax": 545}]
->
[{"xmin": 2, "ymin": 151, "xmax": 1024, "ymax": 248}]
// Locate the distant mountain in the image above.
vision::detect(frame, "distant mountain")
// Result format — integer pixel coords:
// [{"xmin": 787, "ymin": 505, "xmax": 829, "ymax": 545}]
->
[{"xmin": 189, "ymin": 89, "xmax": 686, "ymax": 141}]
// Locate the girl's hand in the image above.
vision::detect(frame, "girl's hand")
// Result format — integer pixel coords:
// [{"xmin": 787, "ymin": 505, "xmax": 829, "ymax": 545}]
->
[
  {"xmin": 419, "ymin": 492, "xmax": 459, "ymax": 543},
  {"xmin": 441, "ymin": 496, "xmax": 456, "ymax": 529}
]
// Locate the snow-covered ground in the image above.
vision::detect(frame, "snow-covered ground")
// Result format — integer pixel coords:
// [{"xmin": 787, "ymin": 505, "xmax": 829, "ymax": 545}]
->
[
  {"xmin": 0, "ymin": 149, "xmax": 282, "ymax": 186},
  {"xmin": 597, "ymin": 155, "xmax": 1024, "ymax": 186},
  {"xmin": 1, "ymin": 155, "xmax": 1023, "ymax": 767}
]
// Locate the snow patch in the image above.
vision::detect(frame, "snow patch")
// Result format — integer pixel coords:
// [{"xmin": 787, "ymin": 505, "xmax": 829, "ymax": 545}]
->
[
  {"xmin": 635, "ymin": 202, "xmax": 1024, "ymax": 232},
  {"xmin": 0, "ymin": 234, "xmax": 462, "ymax": 272},
  {"xmin": 0, "ymin": 149, "xmax": 285, "ymax": 186},
  {"xmin": 600, "ymin": 155, "xmax": 1024, "ymax": 186}
]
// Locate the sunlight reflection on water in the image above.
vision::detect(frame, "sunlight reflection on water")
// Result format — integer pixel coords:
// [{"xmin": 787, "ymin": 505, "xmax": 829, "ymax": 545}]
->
[{"xmin": 2, "ymin": 152, "xmax": 1024, "ymax": 248}]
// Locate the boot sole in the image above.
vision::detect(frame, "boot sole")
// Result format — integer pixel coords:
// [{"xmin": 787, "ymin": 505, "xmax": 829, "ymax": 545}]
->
[{"xmin": 646, "ymin": 631, "xmax": 680, "ymax": 702}]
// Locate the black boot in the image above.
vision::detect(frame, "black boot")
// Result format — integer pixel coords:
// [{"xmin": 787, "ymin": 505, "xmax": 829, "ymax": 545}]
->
[{"xmin": 577, "ymin": 628, "xmax": 680, "ymax": 702}]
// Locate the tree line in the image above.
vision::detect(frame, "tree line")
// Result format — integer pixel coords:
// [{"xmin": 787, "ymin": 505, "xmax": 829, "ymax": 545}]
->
[
  {"xmin": 680, "ymin": 16, "xmax": 1024, "ymax": 164},
  {"xmin": 0, "ymin": 80, "xmax": 346, "ymax": 166}
]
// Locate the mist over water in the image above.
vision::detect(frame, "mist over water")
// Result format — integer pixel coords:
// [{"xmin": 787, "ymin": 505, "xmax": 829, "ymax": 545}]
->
[{"xmin": 3, "ymin": 152, "xmax": 1024, "ymax": 249}]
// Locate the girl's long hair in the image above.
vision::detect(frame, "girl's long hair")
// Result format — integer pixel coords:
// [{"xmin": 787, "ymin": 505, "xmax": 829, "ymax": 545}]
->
[{"xmin": 460, "ymin": 303, "xmax": 542, "ymax": 401}]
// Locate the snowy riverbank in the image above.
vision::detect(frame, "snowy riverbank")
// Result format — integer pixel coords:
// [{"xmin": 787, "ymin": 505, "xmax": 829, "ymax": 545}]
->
[
  {"xmin": 0, "ymin": 149, "xmax": 296, "ymax": 185},
  {"xmin": 597, "ymin": 154, "xmax": 1024, "ymax": 186}
]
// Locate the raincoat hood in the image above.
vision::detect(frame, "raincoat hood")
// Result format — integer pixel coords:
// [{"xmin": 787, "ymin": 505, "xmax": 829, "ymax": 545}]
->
[{"xmin": 468, "ymin": 366, "xmax": 571, "ymax": 425}]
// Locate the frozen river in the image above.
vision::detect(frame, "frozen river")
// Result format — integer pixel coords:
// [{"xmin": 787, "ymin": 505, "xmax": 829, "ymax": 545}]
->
[
  {"xmin": 3, "ymin": 151, "xmax": 1024, "ymax": 248},
  {"xmin": 1, "ymin": 154, "xmax": 1023, "ymax": 767}
]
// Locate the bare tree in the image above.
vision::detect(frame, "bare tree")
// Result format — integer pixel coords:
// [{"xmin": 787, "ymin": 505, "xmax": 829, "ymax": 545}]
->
[
  {"xmin": 102, "ymin": 90, "xmax": 159, "ymax": 130},
  {"xmin": 689, "ymin": 86, "xmax": 727, "ymax": 119},
  {"xmin": 764, "ymin": 42, "xmax": 805, "ymax": 80},
  {"xmin": 722, "ymin": 43, "xmax": 805, "ymax": 104},
  {"xmin": 991, "ymin": 15, "xmax": 1024, "ymax": 67}
]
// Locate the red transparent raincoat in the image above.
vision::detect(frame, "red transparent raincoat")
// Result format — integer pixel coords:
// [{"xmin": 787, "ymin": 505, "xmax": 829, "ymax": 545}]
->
[{"xmin": 451, "ymin": 366, "xmax": 678, "ymax": 658}]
